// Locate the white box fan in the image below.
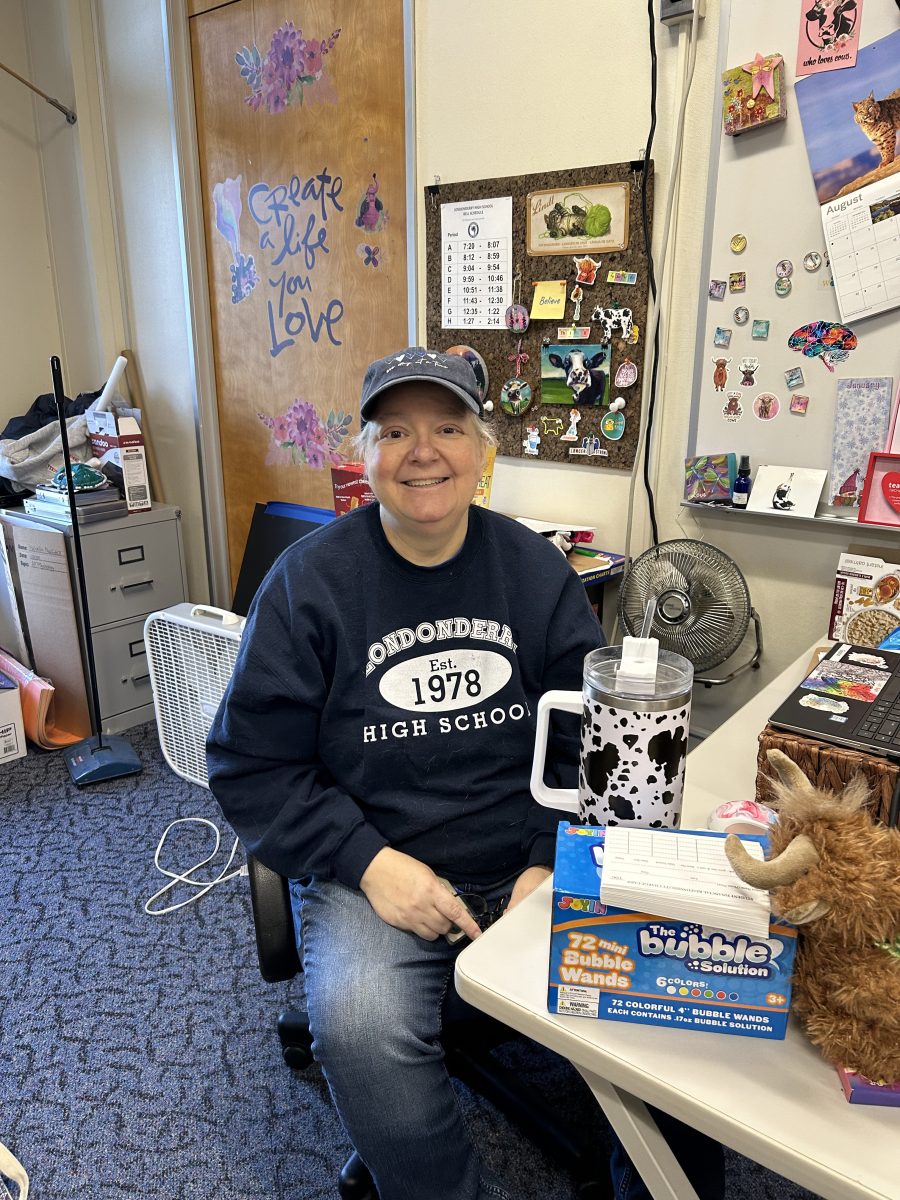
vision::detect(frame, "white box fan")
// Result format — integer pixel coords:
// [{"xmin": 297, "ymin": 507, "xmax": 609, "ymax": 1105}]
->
[{"xmin": 144, "ymin": 603, "xmax": 245, "ymax": 787}]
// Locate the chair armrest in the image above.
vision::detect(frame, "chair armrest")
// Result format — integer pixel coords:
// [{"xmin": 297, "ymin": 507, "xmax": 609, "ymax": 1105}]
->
[{"xmin": 246, "ymin": 855, "xmax": 302, "ymax": 983}]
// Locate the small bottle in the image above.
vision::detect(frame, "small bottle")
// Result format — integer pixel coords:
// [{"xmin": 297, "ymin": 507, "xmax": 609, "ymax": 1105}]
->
[{"xmin": 732, "ymin": 455, "xmax": 752, "ymax": 508}]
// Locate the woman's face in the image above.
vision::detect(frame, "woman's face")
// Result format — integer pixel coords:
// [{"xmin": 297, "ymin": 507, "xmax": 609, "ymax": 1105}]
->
[{"xmin": 365, "ymin": 383, "xmax": 485, "ymax": 544}]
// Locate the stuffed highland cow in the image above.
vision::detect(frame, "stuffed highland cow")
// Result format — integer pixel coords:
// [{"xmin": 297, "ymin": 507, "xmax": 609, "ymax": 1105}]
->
[{"xmin": 725, "ymin": 749, "xmax": 900, "ymax": 1084}]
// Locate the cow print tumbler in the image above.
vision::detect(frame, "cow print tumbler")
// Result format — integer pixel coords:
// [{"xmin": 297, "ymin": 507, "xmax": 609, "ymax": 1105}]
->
[{"xmin": 531, "ymin": 646, "xmax": 694, "ymax": 828}]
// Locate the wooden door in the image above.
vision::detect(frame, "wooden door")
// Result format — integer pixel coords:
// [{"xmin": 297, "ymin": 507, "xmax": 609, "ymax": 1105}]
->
[{"xmin": 189, "ymin": 0, "xmax": 410, "ymax": 584}]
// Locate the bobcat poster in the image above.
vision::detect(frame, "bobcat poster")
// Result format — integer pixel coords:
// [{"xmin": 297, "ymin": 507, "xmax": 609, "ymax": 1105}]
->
[{"xmin": 796, "ymin": 28, "xmax": 900, "ymax": 203}]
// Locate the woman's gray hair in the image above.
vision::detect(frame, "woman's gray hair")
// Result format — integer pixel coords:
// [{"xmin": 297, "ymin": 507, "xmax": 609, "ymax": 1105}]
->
[{"xmin": 348, "ymin": 404, "xmax": 496, "ymax": 467}]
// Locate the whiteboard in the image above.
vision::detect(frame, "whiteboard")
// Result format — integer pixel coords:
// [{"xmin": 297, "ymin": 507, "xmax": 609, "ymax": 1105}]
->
[{"xmin": 688, "ymin": 0, "xmax": 900, "ymax": 507}]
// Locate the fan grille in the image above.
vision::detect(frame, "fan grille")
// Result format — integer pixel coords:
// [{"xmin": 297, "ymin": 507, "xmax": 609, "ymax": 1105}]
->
[
  {"xmin": 618, "ymin": 540, "xmax": 751, "ymax": 671},
  {"xmin": 145, "ymin": 614, "xmax": 241, "ymax": 787}
]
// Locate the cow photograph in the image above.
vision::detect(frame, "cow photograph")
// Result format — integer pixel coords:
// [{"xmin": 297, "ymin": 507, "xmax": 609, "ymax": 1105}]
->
[{"xmin": 540, "ymin": 343, "xmax": 610, "ymax": 407}]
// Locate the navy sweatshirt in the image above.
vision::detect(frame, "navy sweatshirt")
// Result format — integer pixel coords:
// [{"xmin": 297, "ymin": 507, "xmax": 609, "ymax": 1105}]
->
[{"xmin": 206, "ymin": 503, "xmax": 605, "ymax": 888}]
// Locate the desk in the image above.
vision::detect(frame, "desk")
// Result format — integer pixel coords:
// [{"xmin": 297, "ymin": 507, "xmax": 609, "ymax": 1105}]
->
[{"xmin": 456, "ymin": 645, "xmax": 897, "ymax": 1200}]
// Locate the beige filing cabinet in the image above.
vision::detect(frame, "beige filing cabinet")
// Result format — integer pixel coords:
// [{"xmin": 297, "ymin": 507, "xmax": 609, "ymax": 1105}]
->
[{"xmin": 2, "ymin": 504, "xmax": 187, "ymax": 734}]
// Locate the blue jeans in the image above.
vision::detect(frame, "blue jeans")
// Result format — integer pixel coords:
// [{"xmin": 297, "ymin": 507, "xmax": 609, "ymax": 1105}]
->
[
  {"xmin": 294, "ymin": 876, "xmax": 724, "ymax": 1200},
  {"xmin": 293, "ymin": 875, "xmax": 515, "ymax": 1200}
]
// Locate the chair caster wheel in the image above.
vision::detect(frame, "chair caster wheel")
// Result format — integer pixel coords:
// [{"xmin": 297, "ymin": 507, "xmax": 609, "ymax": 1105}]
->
[
  {"xmin": 282, "ymin": 1043, "xmax": 313, "ymax": 1069},
  {"xmin": 339, "ymin": 1151, "xmax": 377, "ymax": 1199}
]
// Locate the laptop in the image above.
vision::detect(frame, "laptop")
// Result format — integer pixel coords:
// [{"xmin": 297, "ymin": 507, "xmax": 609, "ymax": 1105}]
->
[{"xmin": 769, "ymin": 641, "xmax": 900, "ymax": 759}]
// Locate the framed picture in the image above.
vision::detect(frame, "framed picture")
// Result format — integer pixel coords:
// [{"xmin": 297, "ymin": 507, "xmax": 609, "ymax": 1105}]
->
[
  {"xmin": 526, "ymin": 182, "xmax": 630, "ymax": 256},
  {"xmin": 859, "ymin": 452, "xmax": 900, "ymax": 529},
  {"xmin": 745, "ymin": 464, "xmax": 827, "ymax": 518}
]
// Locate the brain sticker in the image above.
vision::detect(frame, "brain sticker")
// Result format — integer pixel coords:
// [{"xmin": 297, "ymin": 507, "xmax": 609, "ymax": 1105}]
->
[{"xmin": 787, "ymin": 321, "xmax": 858, "ymax": 372}]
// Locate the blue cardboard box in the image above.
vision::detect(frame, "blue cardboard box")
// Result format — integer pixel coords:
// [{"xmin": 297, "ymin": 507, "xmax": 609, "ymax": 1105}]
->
[{"xmin": 549, "ymin": 823, "xmax": 797, "ymax": 1039}]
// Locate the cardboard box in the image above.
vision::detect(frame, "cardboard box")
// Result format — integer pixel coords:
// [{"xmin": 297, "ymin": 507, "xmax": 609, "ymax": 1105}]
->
[
  {"xmin": 549, "ymin": 823, "xmax": 797, "ymax": 1039},
  {"xmin": 0, "ymin": 669, "xmax": 26, "ymax": 762},
  {"xmin": 87, "ymin": 408, "xmax": 151, "ymax": 512},
  {"xmin": 330, "ymin": 463, "xmax": 376, "ymax": 516},
  {"xmin": 828, "ymin": 544, "xmax": 900, "ymax": 647}
]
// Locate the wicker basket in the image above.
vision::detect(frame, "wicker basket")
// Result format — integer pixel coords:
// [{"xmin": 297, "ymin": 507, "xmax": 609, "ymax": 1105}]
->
[{"xmin": 756, "ymin": 725, "xmax": 894, "ymax": 826}]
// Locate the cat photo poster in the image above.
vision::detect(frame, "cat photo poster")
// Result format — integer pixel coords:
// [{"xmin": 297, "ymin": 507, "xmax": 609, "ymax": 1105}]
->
[{"xmin": 796, "ymin": 27, "xmax": 900, "ymax": 203}]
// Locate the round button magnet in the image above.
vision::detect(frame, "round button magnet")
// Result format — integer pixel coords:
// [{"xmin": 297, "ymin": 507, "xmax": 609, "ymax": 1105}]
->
[
  {"xmin": 775, "ymin": 259, "xmax": 793, "ymax": 279},
  {"xmin": 775, "ymin": 276, "xmax": 792, "ymax": 296},
  {"xmin": 733, "ymin": 306, "xmax": 750, "ymax": 325},
  {"xmin": 803, "ymin": 251, "xmax": 822, "ymax": 272},
  {"xmin": 730, "ymin": 233, "xmax": 748, "ymax": 254}
]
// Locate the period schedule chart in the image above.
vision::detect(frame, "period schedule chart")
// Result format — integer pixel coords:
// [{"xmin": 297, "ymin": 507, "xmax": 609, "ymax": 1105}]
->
[{"xmin": 441, "ymin": 196, "xmax": 512, "ymax": 329}]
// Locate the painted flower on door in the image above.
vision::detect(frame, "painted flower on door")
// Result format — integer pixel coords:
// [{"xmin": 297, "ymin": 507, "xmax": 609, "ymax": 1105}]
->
[
  {"xmin": 257, "ymin": 399, "xmax": 352, "ymax": 469},
  {"xmin": 235, "ymin": 22, "xmax": 341, "ymax": 113}
]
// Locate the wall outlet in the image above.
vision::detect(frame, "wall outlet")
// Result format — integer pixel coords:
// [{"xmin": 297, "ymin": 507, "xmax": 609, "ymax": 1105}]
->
[{"xmin": 659, "ymin": 0, "xmax": 705, "ymax": 25}]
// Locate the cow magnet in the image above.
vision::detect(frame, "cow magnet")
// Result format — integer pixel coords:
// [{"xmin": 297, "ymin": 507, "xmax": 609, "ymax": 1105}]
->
[
  {"xmin": 711, "ymin": 356, "xmax": 732, "ymax": 391},
  {"xmin": 541, "ymin": 414, "xmax": 565, "ymax": 436},
  {"xmin": 739, "ymin": 356, "xmax": 759, "ymax": 387},
  {"xmin": 559, "ymin": 408, "xmax": 582, "ymax": 442},
  {"xmin": 573, "ymin": 256, "xmax": 601, "ymax": 286},
  {"xmin": 753, "ymin": 392, "xmax": 780, "ymax": 421},
  {"xmin": 722, "ymin": 391, "xmax": 743, "ymax": 422},
  {"xmin": 499, "ymin": 378, "xmax": 533, "ymax": 416},
  {"xmin": 522, "ymin": 424, "xmax": 541, "ymax": 456}
]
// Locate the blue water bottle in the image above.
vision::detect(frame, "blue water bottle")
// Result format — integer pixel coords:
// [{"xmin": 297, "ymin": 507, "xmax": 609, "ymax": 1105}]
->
[{"xmin": 732, "ymin": 455, "xmax": 752, "ymax": 508}]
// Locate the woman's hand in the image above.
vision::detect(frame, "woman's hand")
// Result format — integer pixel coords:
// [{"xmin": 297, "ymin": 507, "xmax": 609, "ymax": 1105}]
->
[
  {"xmin": 359, "ymin": 847, "xmax": 482, "ymax": 941},
  {"xmin": 506, "ymin": 865, "xmax": 552, "ymax": 913}
]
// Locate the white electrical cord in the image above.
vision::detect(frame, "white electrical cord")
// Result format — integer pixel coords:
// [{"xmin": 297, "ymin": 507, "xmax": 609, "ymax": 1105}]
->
[
  {"xmin": 144, "ymin": 817, "xmax": 245, "ymax": 916},
  {"xmin": 614, "ymin": 4, "xmax": 702, "ymax": 641}
]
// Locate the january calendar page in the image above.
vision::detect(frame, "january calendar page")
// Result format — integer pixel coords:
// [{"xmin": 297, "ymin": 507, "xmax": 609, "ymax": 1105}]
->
[{"xmin": 440, "ymin": 197, "xmax": 512, "ymax": 330}]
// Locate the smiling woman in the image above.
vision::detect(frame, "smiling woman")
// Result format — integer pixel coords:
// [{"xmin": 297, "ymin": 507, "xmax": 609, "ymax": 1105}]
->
[{"xmin": 207, "ymin": 344, "xmax": 606, "ymax": 1200}]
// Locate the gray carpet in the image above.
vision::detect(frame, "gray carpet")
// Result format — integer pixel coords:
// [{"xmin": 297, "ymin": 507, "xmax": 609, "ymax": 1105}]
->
[{"xmin": 0, "ymin": 723, "xmax": 821, "ymax": 1200}]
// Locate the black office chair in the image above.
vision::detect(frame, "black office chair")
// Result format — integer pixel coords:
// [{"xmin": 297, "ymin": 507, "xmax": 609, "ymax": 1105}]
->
[{"xmin": 246, "ymin": 855, "xmax": 611, "ymax": 1200}]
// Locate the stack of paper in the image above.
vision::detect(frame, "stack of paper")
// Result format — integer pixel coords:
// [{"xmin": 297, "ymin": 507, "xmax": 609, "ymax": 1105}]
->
[{"xmin": 598, "ymin": 827, "xmax": 771, "ymax": 939}]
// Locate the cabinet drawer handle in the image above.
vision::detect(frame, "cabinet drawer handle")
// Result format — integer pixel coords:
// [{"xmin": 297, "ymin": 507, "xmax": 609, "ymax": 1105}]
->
[
  {"xmin": 118, "ymin": 577, "xmax": 154, "ymax": 591},
  {"xmin": 123, "ymin": 672, "xmax": 151, "ymax": 685}
]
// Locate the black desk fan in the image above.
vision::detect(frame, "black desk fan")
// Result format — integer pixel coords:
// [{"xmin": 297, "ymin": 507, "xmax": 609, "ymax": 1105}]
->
[
  {"xmin": 618, "ymin": 539, "xmax": 763, "ymax": 687},
  {"xmin": 50, "ymin": 355, "xmax": 142, "ymax": 785}
]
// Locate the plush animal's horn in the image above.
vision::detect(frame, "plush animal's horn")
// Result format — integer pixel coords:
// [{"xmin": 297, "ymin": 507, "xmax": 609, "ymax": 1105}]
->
[
  {"xmin": 765, "ymin": 749, "xmax": 818, "ymax": 801},
  {"xmin": 725, "ymin": 832, "xmax": 819, "ymax": 889}
]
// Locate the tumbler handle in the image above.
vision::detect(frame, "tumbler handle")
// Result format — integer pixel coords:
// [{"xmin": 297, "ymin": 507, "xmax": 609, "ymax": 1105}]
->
[{"xmin": 530, "ymin": 690, "xmax": 583, "ymax": 810}]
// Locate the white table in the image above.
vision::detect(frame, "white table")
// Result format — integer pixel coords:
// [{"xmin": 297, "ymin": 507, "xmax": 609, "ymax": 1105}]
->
[{"xmin": 456, "ymin": 646, "xmax": 898, "ymax": 1200}]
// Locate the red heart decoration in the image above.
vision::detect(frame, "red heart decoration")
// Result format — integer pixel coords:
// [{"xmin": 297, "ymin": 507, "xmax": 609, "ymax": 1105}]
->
[{"xmin": 881, "ymin": 472, "xmax": 900, "ymax": 514}]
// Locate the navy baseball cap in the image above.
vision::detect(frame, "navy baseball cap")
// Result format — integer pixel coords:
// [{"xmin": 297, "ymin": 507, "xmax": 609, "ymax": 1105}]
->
[{"xmin": 359, "ymin": 347, "xmax": 484, "ymax": 423}]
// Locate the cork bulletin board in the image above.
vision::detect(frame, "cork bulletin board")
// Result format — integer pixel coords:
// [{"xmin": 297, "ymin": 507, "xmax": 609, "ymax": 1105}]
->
[{"xmin": 424, "ymin": 162, "xmax": 654, "ymax": 469}]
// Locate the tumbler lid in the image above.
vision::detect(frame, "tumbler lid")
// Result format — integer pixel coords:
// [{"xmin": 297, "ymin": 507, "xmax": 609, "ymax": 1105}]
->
[{"xmin": 584, "ymin": 645, "xmax": 693, "ymax": 704}]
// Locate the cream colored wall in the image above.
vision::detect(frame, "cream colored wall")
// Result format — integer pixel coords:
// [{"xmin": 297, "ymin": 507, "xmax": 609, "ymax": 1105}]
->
[
  {"xmin": 94, "ymin": 0, "xmax": 209, "ymax": 603},
  {"xmin": 415, "ymin": 0, "xmax": 885, "ymax": 727},
  {"xmin": 0, "ymin": 0, "xmax": 63, "ymax": 424}
]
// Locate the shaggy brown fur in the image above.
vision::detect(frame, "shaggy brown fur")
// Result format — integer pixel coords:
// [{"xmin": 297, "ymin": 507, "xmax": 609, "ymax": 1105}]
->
[{"xmin": 727, "ymin": 749, "xmax": 900, "ymax": 1083}]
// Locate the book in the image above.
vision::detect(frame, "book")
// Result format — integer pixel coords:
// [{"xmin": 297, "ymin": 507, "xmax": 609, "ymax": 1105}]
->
[
  {"xmin": 828, "ymin": 378, "xmax": 894, "ymax": 508},
  {"xmin": 837, "ymin": 1066, "xmax": 900, "ymax": 1106},
  {"xmin": 33, "ymin": 484, "xmax": 116, "ymax": 506}
]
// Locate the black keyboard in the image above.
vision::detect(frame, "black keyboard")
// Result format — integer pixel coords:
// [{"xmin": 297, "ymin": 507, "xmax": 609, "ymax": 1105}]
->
[{"xmin": 859, "ymin": 685, "xmax": 900, "ymax": 746}]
